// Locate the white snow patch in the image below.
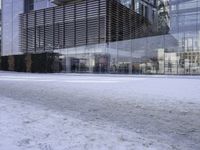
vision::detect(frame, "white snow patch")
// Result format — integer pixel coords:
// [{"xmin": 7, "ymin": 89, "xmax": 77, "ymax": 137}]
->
[
  {"xmin": 0, "ymin": 71, "xmax": 200, "ymax": 150},
  {"xmin": 0, "ymin": 96, "xmax": 168, "ymax": 150}
]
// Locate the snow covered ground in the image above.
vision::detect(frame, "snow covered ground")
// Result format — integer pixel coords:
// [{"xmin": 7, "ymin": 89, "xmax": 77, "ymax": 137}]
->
[{"xmin": 0, "ymin": 71, "xmax": 200, "ymax": 150}]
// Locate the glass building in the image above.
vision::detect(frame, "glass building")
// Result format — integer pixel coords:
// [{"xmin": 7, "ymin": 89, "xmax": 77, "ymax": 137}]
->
[{"xmin": 1, "ymin": 0, "xmax": 200, "ymax": 74}]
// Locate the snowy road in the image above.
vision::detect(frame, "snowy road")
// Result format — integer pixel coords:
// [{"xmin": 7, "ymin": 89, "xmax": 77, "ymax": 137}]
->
[{"xmin": 0, "ymin": 71, "xmax": 200, "ymax": 150}]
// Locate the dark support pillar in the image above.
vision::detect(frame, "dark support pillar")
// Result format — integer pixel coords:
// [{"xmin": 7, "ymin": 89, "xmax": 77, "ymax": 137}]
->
[{"xmin": 131, "ymin": 0, "xmax": 135, "ymax": 11}]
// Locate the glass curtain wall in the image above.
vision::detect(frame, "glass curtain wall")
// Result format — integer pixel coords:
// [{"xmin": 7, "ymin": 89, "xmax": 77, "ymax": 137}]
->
[
  {"xmin": 34, "ymin": 0, "xmax": 55, "ymax": 10},
  {"xmin": 56, "ymin": 0, "xmax": 200, "ymax": 75},
  {"xmin": 2, "ymin": 0, "xmax": 24, "ymax": 56},
  {"xmin": 12, "ymin": 0, "xmax": 200, "ymax": 74}
]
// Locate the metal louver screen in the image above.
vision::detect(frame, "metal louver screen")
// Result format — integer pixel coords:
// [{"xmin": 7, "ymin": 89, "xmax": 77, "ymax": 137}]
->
[
  {"xmin": 20, "ymin": 0, "xmax": 107, "ymax": 53},
  {"xmin": 19, "ymin": 0, "xmax": 153, "ymax": 53}
]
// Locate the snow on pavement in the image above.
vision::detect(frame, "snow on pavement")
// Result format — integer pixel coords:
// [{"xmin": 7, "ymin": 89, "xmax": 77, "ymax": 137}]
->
[
  {"xmin": 0, "ymin": 71, "xmax": 200, "ymax": 150},
  {"xmin": 0, "ymin": 96, "xmax": 169, "ymax": 150}
]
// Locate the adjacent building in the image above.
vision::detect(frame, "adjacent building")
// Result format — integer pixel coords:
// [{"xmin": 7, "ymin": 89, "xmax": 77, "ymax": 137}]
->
[
  {"xmin": 0, "ymin": 10, "xmax": 2, "ymax": 54},
  {"xmin": 1, "ymin": 0, "xmax": 200, "ymax": 74}
]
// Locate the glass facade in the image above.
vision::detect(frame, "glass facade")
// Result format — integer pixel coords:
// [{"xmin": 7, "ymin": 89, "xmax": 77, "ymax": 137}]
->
[
  {"xmin": 2, "ymin": 0, "xmax": 55, "ymax": 56},
  {"xmin": 2, "ymin": 0, "xmax": 24, "ymax": 56},
  {"xmin": 2, "ymin": 0, "xmax": 200, "ymax": 74},
  {"xmin": 55, "ymin": 0, "xmax": 200, "ymax": 74},
  {"xmin": 34, "ymin": 0, "xmax": 55, "ymax": 10}
]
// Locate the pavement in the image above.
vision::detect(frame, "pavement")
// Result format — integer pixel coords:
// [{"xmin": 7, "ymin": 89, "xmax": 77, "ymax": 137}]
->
[{"xmin": 0, "ymin": 71, "xmax": 200, "ymax": 150}]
